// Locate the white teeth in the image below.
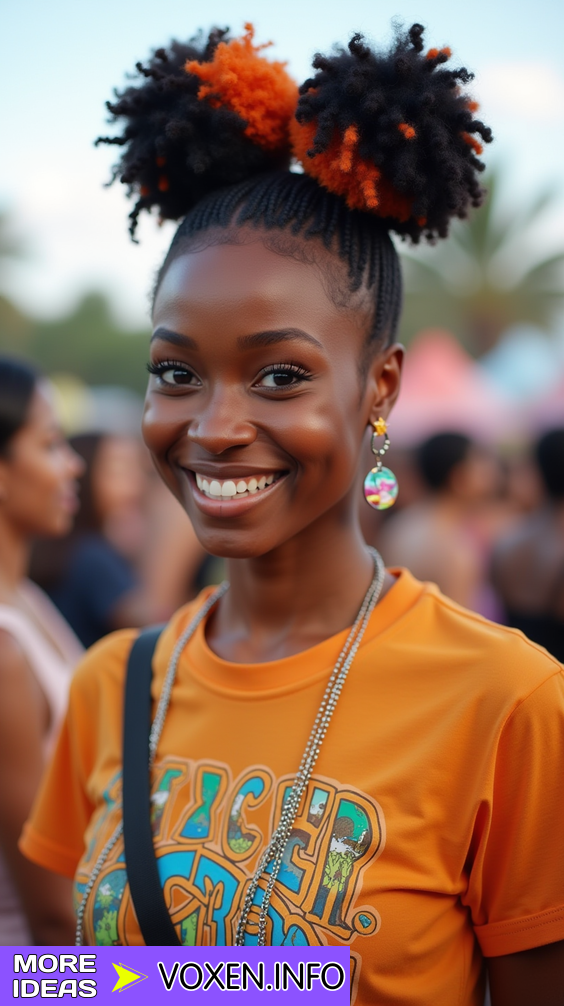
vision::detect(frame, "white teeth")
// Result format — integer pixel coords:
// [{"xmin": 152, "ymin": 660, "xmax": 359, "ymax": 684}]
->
[{"xmin": 194, "ymin": 472, "xmax": 280, "ymax": 499}]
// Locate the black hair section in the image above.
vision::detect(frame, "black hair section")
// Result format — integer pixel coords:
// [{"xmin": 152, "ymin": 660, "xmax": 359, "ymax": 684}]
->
[
  {"xmin": 155, "ymin": 171, "xmax": 403, "ymax": 349},
  {"xmin": 0, "ymin": 357, "xmax": 40, "ymax": 456}
]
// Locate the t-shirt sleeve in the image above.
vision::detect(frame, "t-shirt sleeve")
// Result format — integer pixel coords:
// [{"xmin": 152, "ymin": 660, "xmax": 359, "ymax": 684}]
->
[
  {"xmin": 19, "ymin": 629, "xmax": 136, "ymax": 878},
  {"xmin": 465, "ymin": 667, "xmax": 564, "ymax": 956}
]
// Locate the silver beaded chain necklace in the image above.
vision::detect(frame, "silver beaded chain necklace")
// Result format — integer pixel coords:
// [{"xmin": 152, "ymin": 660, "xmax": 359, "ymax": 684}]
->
[{"xmin": 75, "ymin": 547, "xmax": 385, "ymax": 946}]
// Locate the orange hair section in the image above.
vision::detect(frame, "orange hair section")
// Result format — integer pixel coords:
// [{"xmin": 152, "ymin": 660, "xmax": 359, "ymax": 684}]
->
[
  {"xmin": 426, "ymin": 46, "xmax": 452, "ymax": 60},
  {"xmin": 186, "ymin": 24, "xmax": 298, "ymax": 153},
  {"xmin": 398, "ymin": 122, "xmax": 416, "ymax": 140},
  {"xmin": 290, "ymin": 119, "xmax": 414, "ymax": 221},
  {"xmin": 462, "ymin": 132, "xmax": 483, "ymax": 155}
]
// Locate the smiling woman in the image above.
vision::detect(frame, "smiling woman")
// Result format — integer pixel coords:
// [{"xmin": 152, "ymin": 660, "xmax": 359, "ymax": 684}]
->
[
  {"xmin": 0, "ymin": 358, "xmax": 83, "ymax": 945},
  {"xmin": 19, "ymin": 20, "xmax": 564, "ymax": 1006}
]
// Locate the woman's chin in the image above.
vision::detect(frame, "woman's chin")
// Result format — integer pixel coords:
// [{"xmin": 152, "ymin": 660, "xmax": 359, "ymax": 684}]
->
[
  {"xmin": 41, "ymin": 513, "xmax": 75, "ymax": 538},
  {"xmin": 198, "ymin": 535, "xmax": 276, "ymax": 562}
]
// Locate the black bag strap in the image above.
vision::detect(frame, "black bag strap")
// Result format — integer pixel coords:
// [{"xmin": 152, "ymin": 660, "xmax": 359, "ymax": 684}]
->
[{"xmin": 123, "ymin": 625, "xmax": 181, "ymax": 946}]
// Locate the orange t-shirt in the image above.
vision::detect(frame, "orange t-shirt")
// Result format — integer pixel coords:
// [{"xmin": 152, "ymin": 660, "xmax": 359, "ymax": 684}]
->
[{"xmin": 21, "ymin": 570, "xmax": 564, "ymax": 1005}]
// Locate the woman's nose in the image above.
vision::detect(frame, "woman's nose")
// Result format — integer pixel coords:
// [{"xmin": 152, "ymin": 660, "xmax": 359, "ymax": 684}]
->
[{"xmin": 186, "ymin": 390, "xmax": 257, "ymax": 454}]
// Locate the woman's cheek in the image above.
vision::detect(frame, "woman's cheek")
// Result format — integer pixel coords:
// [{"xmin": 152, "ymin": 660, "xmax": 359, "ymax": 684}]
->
[
  {"xmin": 284, "ymin": 401, "xmax": 359, "ymax": 479},
  {"xmin": 141, "ymin": 403, "xmax": 184, "ymax": 501},
  {"xmin": 143, "ymin": 397, "xmax": 179, "ymax": 462},
  {"xmin": 41, "ymin": 462, "xmax": 66, "ymax": 522}
]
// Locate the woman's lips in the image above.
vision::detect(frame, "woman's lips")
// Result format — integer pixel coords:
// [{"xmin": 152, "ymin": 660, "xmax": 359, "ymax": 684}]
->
[{"xmin": 185, "ymin": 469, "xmax": 287, "ymax": 516}]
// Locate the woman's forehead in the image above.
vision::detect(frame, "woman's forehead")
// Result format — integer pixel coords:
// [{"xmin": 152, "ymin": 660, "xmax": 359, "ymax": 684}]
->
[
  {"xmin": 153, "ymin": 237, "xmax": 370, "ymax": 345},
  {"xmin": 157, "ymin": 242, "xmax": 342, "ymax": 320}
]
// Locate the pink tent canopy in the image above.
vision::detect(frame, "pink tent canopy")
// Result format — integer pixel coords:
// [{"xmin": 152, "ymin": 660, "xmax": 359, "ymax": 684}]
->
[{"xmin": 390, "ymin": 330, "xmax": 516, "ymax": 446}]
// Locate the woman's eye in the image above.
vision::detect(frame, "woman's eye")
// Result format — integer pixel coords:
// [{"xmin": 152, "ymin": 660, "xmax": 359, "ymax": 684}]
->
[
  {"xmin": 257, "ymin": 366, "xmax": 311, "ymax": 389},
  {"xmin": 148, "ymin": 362, "xmax": 200, "ymax": 387},
  {"xmin": 161, "ymin": 368, "xmax": 197, "ymax": 386}
]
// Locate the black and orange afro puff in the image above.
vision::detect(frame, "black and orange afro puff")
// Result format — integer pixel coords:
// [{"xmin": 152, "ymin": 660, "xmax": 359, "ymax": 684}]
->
[
  {"xmin": 292, "ymin": 23, "xmax": 492, "ymax": 240},
  {"xmin": 96, "ymin": 26, "xmax": 298, "ymax": 238},
  {"xmin": 98, "ymin": 21, "xmax": 491, "ymax": 243}
]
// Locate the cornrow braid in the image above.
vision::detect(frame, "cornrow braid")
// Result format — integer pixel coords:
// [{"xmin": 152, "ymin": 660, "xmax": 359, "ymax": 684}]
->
[{"xmin": 156, "ymin": 171, "xmax": 402, "ymax": 349}]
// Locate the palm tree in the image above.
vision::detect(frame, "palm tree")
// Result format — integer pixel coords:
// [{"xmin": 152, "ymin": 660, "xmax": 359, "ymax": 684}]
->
[{"xmin": 398, "ymin": 171, "xmax": 564, "ymax": 355}]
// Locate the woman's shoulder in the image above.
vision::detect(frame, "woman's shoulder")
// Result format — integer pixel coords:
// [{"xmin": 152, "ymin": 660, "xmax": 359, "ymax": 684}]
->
[
  {"xmin": 20, "ymin": 579, "xmax": 84, "ymax": 662},
  {"xmin": 0, "ymin": 623, "xmax": 30, "ymax": 674},
  {"xmin": 411, "ymin": 573, "xmax": 563, "ymax": 696},
  {"xmin": 0, "ymin": 602, "xmax": 68, "ymax": 669},
  {"xmin": 0, "ymin": 627, "xmax": 46, "ymax": 731},
  {"xmin": 0, "ymin": 602, "xmax": 31, "ymax": 637}
]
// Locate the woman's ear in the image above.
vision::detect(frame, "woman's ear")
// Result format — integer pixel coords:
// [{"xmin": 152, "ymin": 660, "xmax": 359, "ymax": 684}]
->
[{"xmin": 364, "ymin": 343, "xmax": 404, "ymax": 424}]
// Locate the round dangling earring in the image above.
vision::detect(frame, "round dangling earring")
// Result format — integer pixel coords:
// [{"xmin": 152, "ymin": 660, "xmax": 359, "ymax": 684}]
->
[{"xmin": 363, "ymin": 418, "xmax": 399, "ymax": 510}]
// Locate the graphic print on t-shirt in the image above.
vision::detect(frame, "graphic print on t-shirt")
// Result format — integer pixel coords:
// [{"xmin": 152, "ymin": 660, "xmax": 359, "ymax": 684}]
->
[{"xmin": 75, "ymin": 756, "xmax": 385, "ymax": 953}]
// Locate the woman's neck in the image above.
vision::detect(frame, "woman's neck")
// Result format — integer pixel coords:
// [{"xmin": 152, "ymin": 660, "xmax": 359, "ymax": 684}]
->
[
  {"xmin": 207, "ymin": 512, "xmax": 391, "ymax": 663},
  {"xmin": 0, "ymin": 517, "xmax": 29, "ymax": 603}
]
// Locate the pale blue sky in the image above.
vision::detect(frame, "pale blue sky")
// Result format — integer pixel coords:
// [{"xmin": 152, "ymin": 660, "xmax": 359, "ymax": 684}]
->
[{"xmin": 2, "ymin": 0, "xmax": 563, "ymax": 325}]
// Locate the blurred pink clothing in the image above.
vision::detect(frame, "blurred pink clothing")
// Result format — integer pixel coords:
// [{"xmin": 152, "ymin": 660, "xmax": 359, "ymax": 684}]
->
[{"xmin": 0, "ymin": 584, "xmax": 82, "ymax": 945}]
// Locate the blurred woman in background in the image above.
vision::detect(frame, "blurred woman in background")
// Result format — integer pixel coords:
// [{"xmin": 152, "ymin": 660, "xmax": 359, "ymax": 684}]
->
[
  {"xmin": 33, "ymin": 432, "xmax": 148, "ymax": 647},
  {"xmin": 0, "ymin": 356, "xmax": 82, "ymax": 943},
  {"xmin": 31, "ymin": 432, "xmax": 206, "ymax": 646},
  {"xmin": 492, "ymin": 429, "xmax": 564, "ymax": 661}
]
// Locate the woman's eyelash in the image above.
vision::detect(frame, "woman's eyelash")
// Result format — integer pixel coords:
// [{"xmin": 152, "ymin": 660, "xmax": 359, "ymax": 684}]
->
[
  {"xmin": 146, "ymin": 359, "xmax": 190, "ymax": 376},
  {"xmin": 260, "ymin": 363, "xmax": 312, "ymax": 379}
]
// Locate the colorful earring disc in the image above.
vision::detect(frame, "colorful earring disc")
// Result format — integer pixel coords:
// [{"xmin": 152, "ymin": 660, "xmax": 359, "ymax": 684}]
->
[{"xmin": 363, "ymin": 466, "xmax": 398, "ymax": 510}]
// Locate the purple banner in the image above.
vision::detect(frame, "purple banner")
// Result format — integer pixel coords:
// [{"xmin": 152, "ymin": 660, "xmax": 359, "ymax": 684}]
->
[{"xmin": 2, "ymin": 947, "xmax": 349, "ymax": 1003}]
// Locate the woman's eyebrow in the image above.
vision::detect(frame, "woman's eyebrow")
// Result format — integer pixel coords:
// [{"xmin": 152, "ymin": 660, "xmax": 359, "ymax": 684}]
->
[
  {"xmin": 150, "ymin": 327, "xmax": 198, "ymax": 349},
  {"xmin": 237, "ymin": 329, "xmax": 323, "ymax": 350},
  {"xmin": 151, "ymin": 327, "xmax": 323, "ymax": 350}
]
